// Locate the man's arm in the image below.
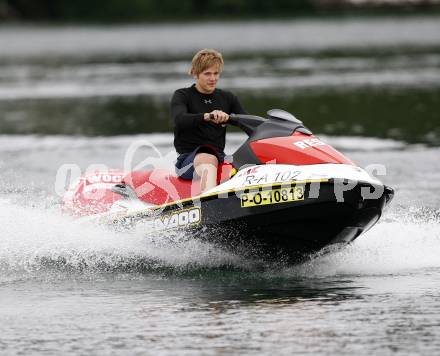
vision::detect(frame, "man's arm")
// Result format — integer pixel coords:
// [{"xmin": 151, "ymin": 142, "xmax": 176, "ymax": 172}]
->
[{"xmin": 171, "ymin": 90, "xmax": 205, "ymax": 130}]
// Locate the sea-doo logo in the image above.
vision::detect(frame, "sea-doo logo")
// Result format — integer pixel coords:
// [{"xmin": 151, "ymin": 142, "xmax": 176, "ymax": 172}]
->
[
  {"xmin": 293, "ymin": 138, "xmax": 326, "ymax": 150},
  {"xmin": 204, "ymin": 99, "xmax": 212, "ymax": 104},
  {"xmin": 146, "ymin": 207, "xmax": 201, "ymax": 231},
  {"xmin": 86, "ymin": 174, "xmax": 123, "ymax": 184}
]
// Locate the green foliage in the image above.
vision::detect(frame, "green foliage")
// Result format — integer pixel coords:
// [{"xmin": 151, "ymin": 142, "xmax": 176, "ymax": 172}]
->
[
  {"xmin": 3, "ymin": 0, "xmax": 440, "ymax": 22},
  {"xmin": 4, "ymin": 0, "xmax": 316, "ymax": 22}
]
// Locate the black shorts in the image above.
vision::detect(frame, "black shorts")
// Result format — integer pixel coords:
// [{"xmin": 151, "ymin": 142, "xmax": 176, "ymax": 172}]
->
[{"xmin": 175, "ymin": 146, "xmax": 225, "ymax": 180}]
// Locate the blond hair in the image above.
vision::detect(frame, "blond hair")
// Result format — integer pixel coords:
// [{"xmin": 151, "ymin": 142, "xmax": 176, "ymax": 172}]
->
[{"xmin": 189, "ymin": 48, "xmax": 224, "ymax": 76}]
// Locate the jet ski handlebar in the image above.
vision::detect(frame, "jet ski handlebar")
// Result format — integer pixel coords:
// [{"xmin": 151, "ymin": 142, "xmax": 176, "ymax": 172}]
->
[
  {"xmin": 209, "ymin": 109, "xmax": 306, "ymax": 137},
  {"xmin": 208, "ymin": 113, "xmax": 266, "ymax": 137},
  {"xmin": 228, "ymin": 114, "xmax": 266, "ymax": 136}
]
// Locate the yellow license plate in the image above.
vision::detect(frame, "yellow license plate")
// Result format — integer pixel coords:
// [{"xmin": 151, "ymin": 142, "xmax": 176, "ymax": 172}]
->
[{"xmin": 240, "ymin": 186, "xmax": 305, "ymax": 208}]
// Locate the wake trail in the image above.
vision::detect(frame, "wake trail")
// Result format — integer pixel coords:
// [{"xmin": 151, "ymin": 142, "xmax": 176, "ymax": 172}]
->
[
  {"xmin": 0, "ymin": 199, "xmax": 251, "ymax": 280},
  {"xmin": 1, "ymin": 198, "xmax": 439, "ymax": 281}
]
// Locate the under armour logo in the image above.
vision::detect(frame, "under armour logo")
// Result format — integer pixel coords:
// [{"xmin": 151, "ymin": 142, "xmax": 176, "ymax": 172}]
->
[{"xmin": 204, "ymin": 99, "xmax": 212, "ymax": 104}]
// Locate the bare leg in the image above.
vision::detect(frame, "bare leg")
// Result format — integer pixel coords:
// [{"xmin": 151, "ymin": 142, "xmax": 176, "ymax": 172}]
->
[{"xmin": 194, "ymin": 153, "xmax": 218, "ymax": 193}]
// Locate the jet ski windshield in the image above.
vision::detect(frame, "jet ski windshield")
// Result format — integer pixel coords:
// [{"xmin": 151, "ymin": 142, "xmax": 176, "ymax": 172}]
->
[
  {"xmin": 229, "ymin": 109, "xmax": 312, "ymax": 168},
  {"xmin": 267, "ymin": 109, "xmax": 303, "ymax": 124},
  {"xmin": 229, "ymin": 109, "xmax": 310, "ymax": 140}
]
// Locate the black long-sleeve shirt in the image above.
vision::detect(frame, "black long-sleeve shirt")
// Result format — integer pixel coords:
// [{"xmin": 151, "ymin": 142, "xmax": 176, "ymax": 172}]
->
[{"xmin": 171, "ymin": 84, "xmax": 247, "ymax": 154}]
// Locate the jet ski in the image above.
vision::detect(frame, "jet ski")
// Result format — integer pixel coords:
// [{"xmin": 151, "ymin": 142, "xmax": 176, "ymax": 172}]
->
[{"xmin": 63, "ymin": 109, "xmax": 394, "ymax": 261}]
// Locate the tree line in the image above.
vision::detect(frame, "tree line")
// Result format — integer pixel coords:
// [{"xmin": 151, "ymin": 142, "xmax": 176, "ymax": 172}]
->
[
  {"xmin": 0, "ymin": 0, "xmax": 438, "ymax": 22},
  {"xmin": 0, "ymin": 0, "xmax": 316, "ymax": 22}
]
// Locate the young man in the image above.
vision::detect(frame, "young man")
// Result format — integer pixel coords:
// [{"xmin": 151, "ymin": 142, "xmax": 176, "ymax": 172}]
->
[{"xmin": 171, "ymin": 48, "xmax": 247, "ymax": 192}]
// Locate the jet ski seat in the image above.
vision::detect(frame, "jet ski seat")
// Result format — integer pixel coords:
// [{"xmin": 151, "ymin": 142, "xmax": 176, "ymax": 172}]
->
[{"xmin": 123, "ymin": 162, "xmax": 235, "ymax": 205}]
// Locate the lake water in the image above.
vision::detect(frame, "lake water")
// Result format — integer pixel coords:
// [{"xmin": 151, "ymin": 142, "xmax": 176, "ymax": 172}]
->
[{"xmin": 1, "ymin": 16, "xmax": 440, "ymax": 355}]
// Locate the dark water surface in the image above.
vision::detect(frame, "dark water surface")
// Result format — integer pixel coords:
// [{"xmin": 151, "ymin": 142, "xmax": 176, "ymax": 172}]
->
[
  {"xmin": 1, "ymin": 16, "xmax": 440, "ymax": 355},
  {"xmin": 2, "ymin": 271, "xmax": 440, "ymax": 355},
  {"xmin": 1, "ymin": 132, "xmax": 439, "ymax": 355}
]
